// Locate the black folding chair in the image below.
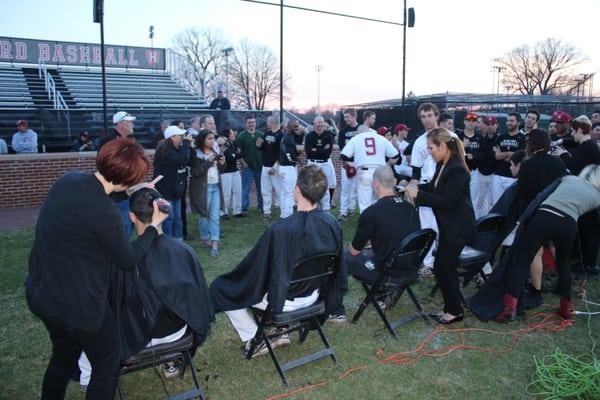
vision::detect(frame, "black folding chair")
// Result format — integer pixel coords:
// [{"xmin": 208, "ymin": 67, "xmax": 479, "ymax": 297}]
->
[
  {"xmin": 351, "ymin": 229, "xmax": 436, "ymax": 339},
  {"xmin": 246, "ymin": 253, "xmax": 340, "ymax": 385},
  {"xmin": 117, "ymin": 331, "xmax": 204, "ymax": 400},
  {"xmin": 430, "ymin": 213, "xmax": 505, "ymax": 305}
]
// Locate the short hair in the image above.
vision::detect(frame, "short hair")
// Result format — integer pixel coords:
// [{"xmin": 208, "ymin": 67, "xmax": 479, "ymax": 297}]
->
[
  {"xmin": 194, "ymin": 129, "xmax": 215, "ymax": 150},
  {"xmin": 439, "ymin": 113, "xmax": 453, "ymax": 124},
  {"xmin": 592, "ymin": 121, "xmax": 600, "ymax": 130},
  {"xmin": 572, "ymin": 115, "xmax": 592, "ymax": 134},
  {"xmin": 510, "ymin": 149, "xmax": 527, "ymax": 165},
  {"xmin": 526, "ymin": 128, "xmax": 551, "ymax": 155},
  {"xmin": 245, "ymin": 114, "xmax": 256, "ymax": 121},
  {"xmin": 372, "ymin": 166, "xmax": 396, "ymax": 190},
  {"xmin": 267, "ymin": 115, "xmax": 279, "ymax": 125},
  {"xmin": 190, "ymin": 116, "xmax": 200, "ymax": 125},
  {"xmin": 417, "ymin": 102, "xmax": 440, "ymax": 117},
  {"xmin": 526, "ymin": 109, "xmax": 540, "ymax": 121},
  {"xmin": 297, "ymin": 165, "xmax": 327, "ymax": 205},
  {"xmin": 579, "ymin": 164, "xmax": 600, "ymax": 191},
  {"xmin": 592, "ymin": 110, "xmax": 600, "ymax": 116},
  {"xmin": 287, "ymin": 119, "xmax": 299, "ymax": 127},
  {"xmin": 362, "ymin": 110, "xmax": 376, "ymax": 120},
  {"xmin": 129, "ymin": 187, "xmax": 162, "ymax": 224},
  {"xmin": 96, "ymin": 138, "xmax": 149, "ymax": 186},
  {"xmin": 343, "ymin": 108, "xmax": 357, "ymax": 117},
  {"xmin": 172, "ymin": 120, "xmax": 184, "ymax": 127},
  {"xmin": 507, "ymin": 112, "xmax": 522, "ymax": 122},
  {"xmin": 199, "ymin": 114, "xmax": 214, "ymax": 126},
  {"xmin": 314, "ymin": 115, "xmax": 325, "ymax": 123}
]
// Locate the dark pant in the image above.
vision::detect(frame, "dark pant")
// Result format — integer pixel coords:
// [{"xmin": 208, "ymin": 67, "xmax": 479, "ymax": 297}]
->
[
  {"xmin": 40, "ymin": 308, "xmax": 121, "ymax": 400},
  {"xmin": 434, "ymin": 237, "xmax": 464, "ymax": 316},
  {"xmin": 507, "ymin": 209, "xmax": 577, "ymax": 300},
  {"xmin": 578, "ymin": 210, "xmax": 600, "ymax": 267}
]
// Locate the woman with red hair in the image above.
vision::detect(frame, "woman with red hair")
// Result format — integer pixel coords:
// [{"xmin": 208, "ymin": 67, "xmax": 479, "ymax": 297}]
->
[{"xmin": 26, "ymin": 139, "xmax": 168, "ymax": 399}]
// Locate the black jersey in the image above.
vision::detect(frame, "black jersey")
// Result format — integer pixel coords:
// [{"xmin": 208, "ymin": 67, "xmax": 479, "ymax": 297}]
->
[
  {"xmin": 279, "ymin": 133, "xmax": 298, "ymax": 166},
  {"xmin": 478, "ymin": 134, "xmax": 498, "ymax": 176},
  {"xmin": 261, "ymin": 129, "xmax": 283, "ymax": 167},
  {"xmin": 494, "ymin": 132, "xmax": 526, "ymax": 177},
  {"xmin": 457, "ymin": 130, "xmax": 484, "ymax": 171},
  {"xmin": 223, "ymin": 140, "xmax": 241, "ymax": 173},
  {"xmin": 338, "ymin": 124, "xmax": 359, "ymax": 149},
  {"xmin": 305, "ymin": 131, "xmax": 333, "ymax": 161}
]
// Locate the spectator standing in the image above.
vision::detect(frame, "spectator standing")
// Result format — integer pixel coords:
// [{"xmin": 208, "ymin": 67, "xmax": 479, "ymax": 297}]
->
[
  {"xmin": 190, "ymin": 129, "xmax": 225, "ymax": 256},
  {"xmin": 209, "ymin": 90, "xmax": 231, "ymax": 110},
  {"xmin": 153, "ymin": 125, "xmax": 193, "ymax": 240},
  {"xmin": 12, "ymin": 119, "xmax": 38, "ymax": 153},
  {"xmin": 220, "ymin": 128, "xmax": 244, "ymax": 219},
  {"xmin": 237, "ymin": 115, "xmax": 264, "ymax": 214}
]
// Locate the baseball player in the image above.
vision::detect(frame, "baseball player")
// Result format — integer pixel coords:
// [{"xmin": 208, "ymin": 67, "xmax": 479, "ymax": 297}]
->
[
  {"xmin": 341, "ymin": 120, "xmax": 399, "ymax": 213},
  {"xmin": 337, "ymin": 108, "xmax": 360, "ymax": 221},
  {"xmin": 305, "ymin": 116, "xmax": 336, "ymax": 210}
]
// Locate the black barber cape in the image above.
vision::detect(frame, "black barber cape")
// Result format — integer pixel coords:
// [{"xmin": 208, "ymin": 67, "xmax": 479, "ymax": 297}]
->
[
  {"xmin": 210, "ymin": 209, "xmax": 346, "ymax": 315},
  {"xmin": 114, "ymin": 235, "xmax": 215, "ymax": 358},
  {"xmin": 469, "ymin": 178, "xmax": 562, "ymax": 321}
]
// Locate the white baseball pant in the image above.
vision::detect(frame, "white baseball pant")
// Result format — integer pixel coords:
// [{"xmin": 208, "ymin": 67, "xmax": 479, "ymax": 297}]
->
[{"xmin": 278, "ymin": 165, "xmax": 297, "ymax": 218}]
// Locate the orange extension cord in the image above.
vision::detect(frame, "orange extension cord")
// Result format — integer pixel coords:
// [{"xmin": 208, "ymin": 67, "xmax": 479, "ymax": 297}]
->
[{"xmin": 265, "ymin": 311, "xmax": 573, "ymax": 400}]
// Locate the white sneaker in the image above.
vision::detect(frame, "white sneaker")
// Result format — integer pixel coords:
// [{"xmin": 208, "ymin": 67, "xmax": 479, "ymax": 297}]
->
[
  {"xmin": 327, "ymin": 314, "xmax": 347, "ymax": 324},
  {"xmin": 269, "ymin": 327, "xmax": 291, "ymax": 348},
  {"xmin": 162, "ymin": 361, "xmax": 180, "ymax": 379},
  {"xmin": 241, "ymin": 338, "xmax": 269, "ymax": 358}
]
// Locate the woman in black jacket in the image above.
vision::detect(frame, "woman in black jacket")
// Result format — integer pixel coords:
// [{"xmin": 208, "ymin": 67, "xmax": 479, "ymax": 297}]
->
[
  {"xmin": 153, "ymin": 125, "xmax": 193, "ymax": 240},
  {"xmin": 405, "ymin": 128, "xmax": 476, "ymax": 324},
  {"xmin": 26, "ymin": 139, "xmax": 169, "ymax": 399}
]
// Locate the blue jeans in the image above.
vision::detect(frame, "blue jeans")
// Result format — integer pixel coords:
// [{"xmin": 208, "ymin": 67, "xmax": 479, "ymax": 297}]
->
[
  {"xmin": 163, "ymin": 199, "xmax": 183, "ymax": 239},
  {"xmin": 116, "ymin": 199, "xmax": 132, "ymax": 238},
  {"xmin": 241, "ymin": 167, "xmax": 263, "ymax": 211},
  {"xmin": 200, "ymin": 184, "xmax": 221, "ymax": 241}
]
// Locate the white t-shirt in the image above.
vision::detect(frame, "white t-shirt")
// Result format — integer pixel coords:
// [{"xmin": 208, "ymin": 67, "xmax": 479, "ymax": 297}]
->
[
  {"xmin": 394, "ymin": 140, "xmax": 412, "ymax": 176},
  {"xmin": 410, "ymin": 132, "xmax": 436, "ymax": 183},
  {"xmin": 341, "ymin": 130, "xmax": 399, "ymax": 168},
  {"xmin": 197, "ymin": 150, "xmax": 220, "ymax": 184}
]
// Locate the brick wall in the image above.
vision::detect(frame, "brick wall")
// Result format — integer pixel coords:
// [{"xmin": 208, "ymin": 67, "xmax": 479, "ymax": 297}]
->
[{"xmin": 0, "ymin": 148, "xmax": 342, "ymax": 209}]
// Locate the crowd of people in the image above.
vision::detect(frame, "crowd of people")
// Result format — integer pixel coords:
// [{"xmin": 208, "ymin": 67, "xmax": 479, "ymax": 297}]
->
[{"xmin": 23, "ymin": 103, "xmax": 600, "ymax": 399}]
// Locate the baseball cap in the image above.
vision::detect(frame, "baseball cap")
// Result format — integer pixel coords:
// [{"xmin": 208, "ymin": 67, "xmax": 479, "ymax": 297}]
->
[
  {"xmin": 376, "ymin": 127, "xmax": 390, "ymax": 136},
  {"xmin": 164, "ymin": 125, "xmax": 187, "ymax": 139},
  {"xmin": 482, "ymin": 116, "xmax": 498, "ymax": 125},
  {"xmin": 113, "ymin": 111, "xmax": 136, "ymax": 124},
  {"xmin": 16, "ymin": 119, "xmax": 28, "ymax": 127},
  {"xmin": 551, "ymin": 110, "xmax": 572, "ymax": 123},
  {"xmin": 464, "ymin": 112, "xmax": 478, "ymax": 121},
  {"xmin": 394, "ymin": 123, "xmax": 411, "ymax": 133}
]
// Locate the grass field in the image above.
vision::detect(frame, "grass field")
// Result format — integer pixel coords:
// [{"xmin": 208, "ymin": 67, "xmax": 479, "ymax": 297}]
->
[{"xmin": 0, "ymin": 209, "xmax": 598, "ymax": 400}]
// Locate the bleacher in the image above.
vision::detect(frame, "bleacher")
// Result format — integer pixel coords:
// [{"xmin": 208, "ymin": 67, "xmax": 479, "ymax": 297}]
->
[
  {"xmin": 0, "ymin": 67, "xmax": 34, "ymax": 109},
  {"xmin": 60, "ymin": 69, "xmax": 207, "ymax": 110}
]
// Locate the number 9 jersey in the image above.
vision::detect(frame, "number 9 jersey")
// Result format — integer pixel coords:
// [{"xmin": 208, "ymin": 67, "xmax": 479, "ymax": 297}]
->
[{"xmin": 340, "ymin": 129, "xmax": 399, "ymax": 168}]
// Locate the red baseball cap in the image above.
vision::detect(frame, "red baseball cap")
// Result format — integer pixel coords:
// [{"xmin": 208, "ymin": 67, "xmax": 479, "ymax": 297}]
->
[
  {"xmin": 482, "ymin": 116, "xmax": 498, "ymax": 125},
  {"xmin": 464, "ymin": 112, "xmax": 478, "ymax": 121},
  {"xmin": 394, "ymin": 123, "xmax": 411, "ymax": 133},
  {"xmin": 551, "ymin": 110, "xmax": 572, "ymax": 123},
  {"xmin": 376, "ymin": 127, "xmax": 390, "ymax": 136}
]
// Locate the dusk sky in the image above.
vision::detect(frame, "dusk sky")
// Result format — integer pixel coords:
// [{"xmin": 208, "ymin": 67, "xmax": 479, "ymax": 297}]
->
[{"xmin": 2, "ymin": 0, "xmax": 599, "ymax": 109}]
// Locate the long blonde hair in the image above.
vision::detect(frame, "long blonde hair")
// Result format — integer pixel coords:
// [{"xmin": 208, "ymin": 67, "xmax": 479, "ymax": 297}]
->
[{"xmin": 426, "ymin": 128, "xmax": 469, "ymax": 171}]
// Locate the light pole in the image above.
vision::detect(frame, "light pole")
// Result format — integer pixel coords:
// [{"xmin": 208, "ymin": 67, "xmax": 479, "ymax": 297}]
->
[
  {"xmin": 221, "ymin": 47, "xmax": 234, "ymax": 98},
  {"xmin": 316, "ymin": 64, "xmax": 322, "ymax": 112},
  {"xmin": 149, "ymin": 25, "xmax": 155, "ymax": 74}
]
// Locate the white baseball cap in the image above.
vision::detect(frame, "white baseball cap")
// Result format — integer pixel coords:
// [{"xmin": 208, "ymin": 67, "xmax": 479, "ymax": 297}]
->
[
  {"xmin": 113, "ymin": 111, "xmax": 136, "ymax": 124},
  {"xmin": 164, "ymin": 125, "xmax": 187, "ymax": 139}
]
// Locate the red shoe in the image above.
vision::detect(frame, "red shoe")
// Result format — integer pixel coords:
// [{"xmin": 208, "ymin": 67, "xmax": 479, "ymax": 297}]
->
[
  {"xmin": 495, "ymin": 294, "xmax": 518, "ymax": 322},
  {"xmin": 558, "ymin": 297, "xmax": 573, "ymax": 320}
]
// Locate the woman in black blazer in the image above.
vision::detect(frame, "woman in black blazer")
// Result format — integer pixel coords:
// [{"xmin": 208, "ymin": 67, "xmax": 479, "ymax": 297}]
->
[{"xmin": 406, "ymin": 128, "xmax": 476, "ymax": 324}]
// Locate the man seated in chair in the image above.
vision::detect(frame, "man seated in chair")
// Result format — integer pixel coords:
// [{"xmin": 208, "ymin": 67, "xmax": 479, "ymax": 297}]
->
[
  {"xmin": 210, "ymin": 165, "xmax": 345, "ymax": 358},
  {"xmin": 330, "ymin": 166, "xmax": 420, "ymax": 321},
  {"xmin": 79, "ymin": 188, "xmax": 215, "ymax": 387}
]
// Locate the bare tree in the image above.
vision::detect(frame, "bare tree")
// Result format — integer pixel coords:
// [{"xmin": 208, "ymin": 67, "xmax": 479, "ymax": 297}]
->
[
  {"xmin": 498, "ymin": 38, "xmax": 589, "ymax": 95},
  {"xmin": 229, "ymin": 39, "xmax": 289, "ymax": 110},
  {"xmin": 171, "ymin": 28, "xmax": 229, "ymax": 100}
]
